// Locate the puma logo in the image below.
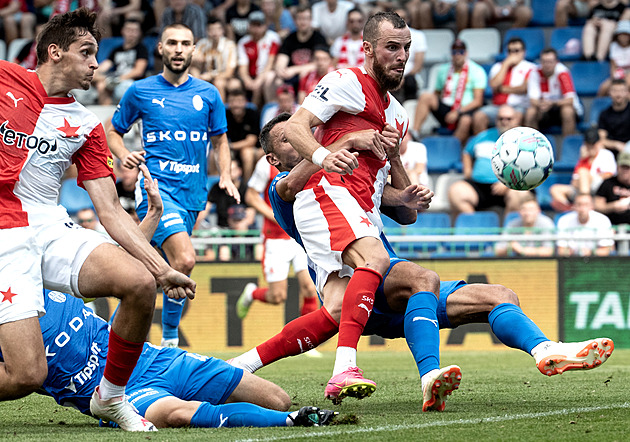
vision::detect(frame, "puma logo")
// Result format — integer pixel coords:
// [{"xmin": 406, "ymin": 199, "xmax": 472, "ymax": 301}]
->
[
  {"xmin": 412, "ymin": 316, "xmax": 439, "ymax": 327},
  {"xmin": 358, "ymin": 303, "xmax": 372, "ymax": 315},
  {"xmin": 152, "ymin": 97, "xmax": 165, "ymax": 108},
  {"xmin": 6, "ymin": 91, "xmax": 23, "ymax": 107}
]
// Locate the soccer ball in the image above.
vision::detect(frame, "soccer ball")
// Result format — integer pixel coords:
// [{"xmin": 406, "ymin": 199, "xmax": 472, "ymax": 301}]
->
[{"xmin": 491, "ymin": 127, "xmax": 554, "ymax": 190}]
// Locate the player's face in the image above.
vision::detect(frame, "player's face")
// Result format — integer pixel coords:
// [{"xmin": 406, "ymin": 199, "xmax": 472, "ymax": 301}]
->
[
  {"xmin": 519, "ymin": 200, "xmax": 540, "ymax": 226},
  {"xmin": 159, "ymin": 27, "xmax": 195, "ymax": 75},
  {"xmin": 58, "ymin": 32, "xmax": 99, "ymax": 91},
  {"xmin": 370, "ymin": 22, "xmax": 411, "ymax": 92},
  {"xmin": 268, "ymin": 122, "xmax": 303, "ymax": 171}
]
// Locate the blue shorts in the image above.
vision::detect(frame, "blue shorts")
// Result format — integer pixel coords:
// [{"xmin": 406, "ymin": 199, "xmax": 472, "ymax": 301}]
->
[
  {"xmin": 136, "ymin": 191, "xmax": 199, "ymax": 248},
  {"xmin": 126, "ymin": 344, "xmax": 243, "ymax": 416},
  {"xmin": 362, "ymin": 258, "xmax": 467, "ymax": 339}
]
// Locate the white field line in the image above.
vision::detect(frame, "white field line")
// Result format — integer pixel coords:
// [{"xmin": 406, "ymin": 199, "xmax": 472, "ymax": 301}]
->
[{"xmin": 241, "ymin": 402, "xmax": 630, "ymax": 442}]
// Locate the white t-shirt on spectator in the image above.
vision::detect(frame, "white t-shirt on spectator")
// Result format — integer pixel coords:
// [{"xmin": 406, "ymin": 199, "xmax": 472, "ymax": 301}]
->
[
  {"xmin": 556, "ymin": 210, "xmax": 615, "ymax": 253},
  {"xmin": 404, "ymin": 28, "xmax": 427, "ymax": 77},
  {"xmin": 609, "ymin": 41, "xmax": 630, "ymax": 71},
  {"xmin": 400, "ymin": 140, "xmax": 429, "ymax": 186},
  {"xmin": 311, "ymin": 0, "xmax": 354, "ymax": 42}
]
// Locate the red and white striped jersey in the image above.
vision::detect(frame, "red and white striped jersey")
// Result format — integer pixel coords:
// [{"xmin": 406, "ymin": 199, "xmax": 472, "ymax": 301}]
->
[
  {"xmin": 237, "ymin": 30, "xmax": 281, "ymax": 78},
  {"xmin": 489, "ymin": 59, "xmax": 536, "ymax": 107},
  {"xmin": 0, "ymin": 61, "xmax": 115, "ymax": 229},
  {"xmin": 528, "ymin": 62, "xmax": 583, "ymax": 116},
  {"xmin": 300, "ymin": 66, "xmax": 409, "ymax": 213},
  {"xmin": 248, "ymin": 156, "xmax": 290, "ymax": 240}
]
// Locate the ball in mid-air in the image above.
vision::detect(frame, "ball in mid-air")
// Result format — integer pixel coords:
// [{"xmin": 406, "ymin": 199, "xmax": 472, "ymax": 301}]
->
[{"xmin": 491, "ymin": 127, "xmax": 554, "ymax": 190}]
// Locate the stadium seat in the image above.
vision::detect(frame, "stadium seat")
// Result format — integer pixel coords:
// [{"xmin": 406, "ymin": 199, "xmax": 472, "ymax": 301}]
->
[
  {"xmin": 458, "ymin": 28, "xmax": 501, "ymax": 64},
  {"xmin": 0, "ymin": 39, "xmax": 6, "ymax": 61},
  {"xmin": 500, "ymin": 28, "xmax": 545, "ymax": 62},
  {"xmin": 444, "ymin": 211, "xmax": 500, "ymax": 254},
  {"xmin": 423, "ymin": 29, "xmax": 455, "ymax": 64},
  {"xmin": 571, "ymin": 62, "xmax": 610, "ymax": 97},
  {"xmin": 481, "ymin": 63, "xmax": 494, "ymax": 100},
  {"xmin": 423, "ymin": 136, "xmax": 462, "ymax": 173},
  {"xmin": 503, "ymin": 211, "xmax": 520, "ymax": 227},
  {"xmin": 429, "ymin": 172, "xmax": 463, "ymax": 212},
  {"xmin": 96, "ymin": 37, "xmax": 124, "ymax": 64},
  {"xmin": 59, "ymin": 178, "xmax": 94, "ymax": 215},
  {"xmin": 588, "ymin": 96, "xmax": 612, "ymax": 126},
  {"xmin": 401, "ymin": 212, "xmax": 451, "ymax": 257},
  {"xmin": 554, "ymin": 134, "xmax": 583, "ymax": 172},
  {"xmin": 143, "ymin": 36, "xmax": 159, "ymax": 71},
  {"xmin": 535, "ymin": 171, "xmax": 572, "ymax": 210},
  {"xmin": 260, "ymin": 102, "xmax": 279, "ymax": 127},
  {"xmin": 6, "ymin": 38, "xmax": 30, "ymax": 63},
  {"xmin": 550, "ymin": 27, "xmax": 583, "ymax": 61},
  {"xmin": 530, "ymin": 0, "xmax": 557, "ymax": 26}
]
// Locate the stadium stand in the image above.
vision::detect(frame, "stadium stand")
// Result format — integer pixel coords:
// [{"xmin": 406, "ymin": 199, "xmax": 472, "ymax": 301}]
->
[
  {"xmin": 59, "ymin": 178, "xmax": 94, "ymax": 215},
  {"xmin": 571, "ymin": 62, "xmax": 610, "ymax": 97},
  {"xmin": 550, "ymin": 27, "xmax": 583, "ymax": 61},
  {"xmin": 554, "ymin": 134, "xmax": 583, "ymax": 172},
  {"xmin": 588, "ymin": 96, "xmax": 613, "ymax": 127},
  {"xmin": 530, "ymin": 0, "xmax": 557, "ymax": 27},
  {"xmin": 458, "ymin": 28, "xmax": 501, "ymax": 64},
  {"xmin": 6, "ymin": 38, "xmax": 30, "ymax": 63},
  {"xmin": 95, "ymin": 36, "xmax": 124, "ymax": 64},
  {"xmin": 536, "ymin": 172, "xmax": 573, "ymax": 210},
  {"xmin": 423, "ymin": 136, "xmax": 462, "ymax": 173},
  {"xmin": 422, "ymin": 29, "xmax": 455, "ymax": 64},
  {"xmin": 500, "ymin": 28, "xmax": 545, "ymax": 61}
]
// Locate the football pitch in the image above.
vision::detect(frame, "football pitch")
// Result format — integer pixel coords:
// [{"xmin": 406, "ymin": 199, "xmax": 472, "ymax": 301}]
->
[{"xmin": 2, "ymin": 349, "xmax": 628, "ymax": 441}]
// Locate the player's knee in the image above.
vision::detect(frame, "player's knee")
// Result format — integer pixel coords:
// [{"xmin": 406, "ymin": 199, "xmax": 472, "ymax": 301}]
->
[
  {"xmin": 266, "ymin": 385, "xmax": 291, "ymax": 411},
  {"xmin": 15, "ymin": 364, "xmax": 47, "ymax": 395},
  {"xmin": 489, "ymin": 284, "xmax": 520, "ymax": 308},
  {"xmin": 125, "ymin": 271, "xmax": 157, "ymax": 309},
  {"xmin": 162, "ymin": 407, "xmax": 192, "ymax": 428},
  {"xmin": 171, "ymin": 253, "xmax": 196, "ymax": 275},
  {"xmin": 407, "ymin": 268, "xmax": 440, "ymax": 299}
]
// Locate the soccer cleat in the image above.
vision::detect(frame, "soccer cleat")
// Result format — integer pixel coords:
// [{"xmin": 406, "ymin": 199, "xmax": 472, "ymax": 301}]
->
[
  {"xmin": 160, "ymin": 338, "xmax": 179, "ymax": 348},
  {"xmin": 325, "ymin": 367, "xmax": 376, "ymax": 405},
  {"xmin": 304, "ymin": 348, "xmax": 324, "ymax": 358},
  {"xmin": 90, "ymin": 387, "xmax": 157, "ymax": 432},
  {"xmin": 535, "ymin": 338, "xmax": 614, "ymax": 376},
  {"xmin": 289, "ymin": 406, "xmax": 338, "ymax": 427},
  {"xmin": 422, "ymin": 365, "xmax": 462, "ymax": 412},
  {"xmin": 236, "ymin": 283, "xmax": 256, "ymax": 319}
]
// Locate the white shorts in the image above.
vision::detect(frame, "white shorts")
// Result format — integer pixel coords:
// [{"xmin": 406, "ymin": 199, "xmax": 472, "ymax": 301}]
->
[
  {"xmin": 262, "ymin": 238, "xmax": 308, "ymax": 283},
  {"xmin": 294, "ymin": 179, "xmax": 382, "ymax": 292}
]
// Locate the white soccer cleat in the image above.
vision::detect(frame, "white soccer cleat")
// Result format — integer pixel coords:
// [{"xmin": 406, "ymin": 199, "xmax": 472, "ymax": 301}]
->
[
  {"xmin": 160, "ymin": 338, "xmax": 179, "ymax": 348},
  {"xmin": 90, "ymin": 387, "xmax": 157, "ymax": 432},
  {"xmin": 237, "ymin": 283, "xmax": 256, "ymax": 319},
  {"xmin": 422, "ymin": 365, "xmax": 462, "ymax": 412},
  {"xmin": 535, "ymin": 338, "xmax": 614, "ymax": 376}
]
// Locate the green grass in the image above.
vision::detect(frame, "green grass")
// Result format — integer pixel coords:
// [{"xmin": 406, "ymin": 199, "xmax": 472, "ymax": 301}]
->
[{"xmin": 1, "ymin": 349, "xmax": 629, "ymax": 441}]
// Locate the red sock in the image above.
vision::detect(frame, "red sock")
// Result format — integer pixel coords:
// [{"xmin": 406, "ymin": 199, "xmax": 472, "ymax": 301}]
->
[
  {"xmin": 103, "ymin": 330, "xmax": 144, "ymax": 387},
  {"xmin": 256, "ymin": 307, "xmax": 339, "ymax": 365},
  {"xmin": 337, "ymin": 267, "xmax": 382, "ymax": 349},
  {"xmin": 301, "ymin": 296, "xmax": 318, "ymax": 316},
  {"xmin": 252, "ymin": 287, "xmax": 268, "ymax": 302}
]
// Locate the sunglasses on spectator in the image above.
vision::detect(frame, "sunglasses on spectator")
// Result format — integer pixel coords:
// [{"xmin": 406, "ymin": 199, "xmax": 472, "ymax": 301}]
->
[
  {"xmin": 497, "ymin": 116, "xmax": 513, "ymax": 121},
  {"xmin": 451, "ymin": 49, "xmax": 465, "ymax": 55},
  {"xmin": 78, "ymin": 218, "xmax": 94, "ymax": 223},
  {"xmin": 507, "ymin": 48, "xmax": 523, "ymax": 53}
]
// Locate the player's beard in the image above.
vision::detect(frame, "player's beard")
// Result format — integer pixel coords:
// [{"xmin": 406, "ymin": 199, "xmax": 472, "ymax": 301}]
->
[
  {"xmin": 373, "ymin": 56, "xmax": 404, "ymax": 92},
  {"xmin": 163, "ymin": 53, "xmax": 193, "ymax": 74}
]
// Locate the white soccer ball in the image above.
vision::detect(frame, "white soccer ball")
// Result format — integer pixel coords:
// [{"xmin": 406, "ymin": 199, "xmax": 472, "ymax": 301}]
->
[{"xmin": 491, "ymin": 127, "xmax": 554, "ymax": 190}]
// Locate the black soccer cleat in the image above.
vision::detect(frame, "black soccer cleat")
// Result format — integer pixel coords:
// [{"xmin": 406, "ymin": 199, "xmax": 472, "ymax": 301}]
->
[{"xmin": 289, "ymin": 406, "xmax": 338, "ymax": 427}]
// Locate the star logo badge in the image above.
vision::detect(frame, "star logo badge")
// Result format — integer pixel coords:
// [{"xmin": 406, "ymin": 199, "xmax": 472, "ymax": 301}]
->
[
  {"xmin": 1, "ymin": 287, "xmax": 17, "ymax": 303},
  {"xmin": 360, "ymin": 216, "xmax": 372, "ymax": 227},
  {"xmin": 56, "ymin": 118, "xmax": 80, "ymax": 138}
]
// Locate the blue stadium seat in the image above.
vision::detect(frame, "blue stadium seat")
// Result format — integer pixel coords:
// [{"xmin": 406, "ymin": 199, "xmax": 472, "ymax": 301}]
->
[
  {"xmin": 402, "ymin": 212, "xmax": 451, "ymax": 257},
  {"xmin": 96, "ymin": 37, "xmax": 123, "ymax": 64},
  {"xmin": 59, "ymin": 178, "xmax": 94, "ymax": 215},
  {"xmin": 142, "ymin": 36, "xmax": 159, "ymax": 71},
  {"xmin": 501, "ymin": 28, "xmax": 545, "ymax": 61},
  {"xmin": 442, "ymin": 211, "xmax": 500, "ymax": 254},
  {"xmin": 555, "ymin": 134, "xmax": 583, "ymax": 172},
  {"xmin": 482, "ymin": 63, "xmax": 494, "ymax": 100},
  {"xmin": 535, "ymin": 171, "xmax": 572, "ymax": 210},
  {"xmin": 588, "ymin": 96, "xmax": 612, "ymax": 126},
  {"xmin": 530, "ymin": 0, "xmax": 557, "ymax": 26},
  {"xmin": 423, "ymin": 136, "xmax": 462, "ymax": 173},
  {"xmin": 571, "ymin": 62, "xmax": 610, "ymax": 96},
  {"xmin": 503, "ymin": 211, "xmax": 520, "ymax": 227},
  {"xmin": 550, "ymin": 27, "xmax": 583, "ymax": 61}
]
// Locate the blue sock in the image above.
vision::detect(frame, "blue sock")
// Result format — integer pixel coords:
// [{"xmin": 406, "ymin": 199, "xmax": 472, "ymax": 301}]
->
[
  {"xmin": 488, "ymin": 303, "xmax": 549, "ymax": 354},
  {"xmin": 404, "ymin": 292, "xmax": 440, "ymax": 377},
  {"xmin": 162, "ymin": 293, "xmax": 185, "ymax": 340},
  {"xmin": 190, "ymin": 402, "xmax": 289, "ymax": 428}
]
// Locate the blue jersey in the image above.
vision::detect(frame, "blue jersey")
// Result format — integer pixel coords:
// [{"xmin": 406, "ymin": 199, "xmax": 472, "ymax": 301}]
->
[
  {"xmin": 111, "ymin": 74, "xmax": 227, "ymax": 211},
  {"xmin": 268, "ymin": 172, "xmax": 303, "ymax": 246}
]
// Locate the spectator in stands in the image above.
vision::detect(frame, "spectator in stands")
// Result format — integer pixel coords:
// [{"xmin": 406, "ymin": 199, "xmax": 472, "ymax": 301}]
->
[
  {"xmin": 525, "ymin": 48, "xmax": 582, "ymax": 137},
  {"xmin": 76, "ymin": 208, "xmax": 108, "ymax": 236},
  {"xmin": 598, "ymin": 78, "xmax": 630, "ymax": 155},
  {"xmin": 597, "ymin": 20, "xmax": 630, "ymax": 96},
  {"xmin": 13, "ymin": 13, "xmax": 47, "ymax": 70},
  {"xmin": 399, "ymin": 131, "xmax": 429, "ymax": 187},
  {"xmin": 550, "ymin": 128, "xmax": 617, "ymax": 211},
  {"xmin": 96, "ymin": 0, "xmax": 155, "ymax": 38},
  {"xmin": 555, "ymin": 0, "xmax": 595, "ymax": 28},
  {"xmin": 595, "ymin": 151, "xmax": 630, "ymax": 224},
  {"xmin": 298, "ymin": 45, "xmax": 334, "ymax": 103},
  {"xmin": 330, "ymin": 7, "xmax": 365, "ymax": 69},
  {"xmin": 391, "ymin": 7, "xmax": 427, "ymax": 104},
  {"xmin": 0, "ymin": 0, "xmax": 34, "ymax": 44},
  {"xmin": 411, "ymin": 0, "xmax": 469, "ymax": 32},
  {"xmin": 448, "ymin": 105, "xmax": 527, "ymax": 215},
  {"xmin": 226, "ymin": 89, "xmax": 260, "ymax": 182},
  {"xmin": 260, "ymin": 0, "xmax": 295, "ymax": 39},
  {"xmin": 114, "ymin": 160, "xmax": 139, "ymax": 220},
  {"xmin": 226, "ymin": 0, "xmax": 260, "ymax": 42},
  {"xmin": 237, "ymin": 10, "xmax": 281, "ymax": 108},
  {"xmin": 582, "ymin": 0, "xmax": 627, "ymax": 62},
  {"xmin": 274, "ymin": 6, "xmax": 328, "ymax": 93},
  {"xmin": 495, "ymin": 196, "xmax": 555, "ymax": 257},
  {"xmin": 557, "ymin": 193, "xmax": 615, "ymax": 256},
  {"xmin": 262, "ymin": 84, "xmax": 300, "ymax": 126},
  {"xmin": 311, "ymin": 0, "xmax": 354, "ymax": 44},
  {"xmin": 161, "ymin": 0, "xmax": 206, "ymax": 41},
  {"xmin": 472, "ymin": 37, "xmax": 535, "ymax": 134},
  {"xmin": 412, "ymin": 39, "xmax": 487, "ymax": 145},
  {"xmin": 469, "ymin": 0, "xmax": 533, "ymax": 29},
  {"xmin": 93, "ymin": 19, "xmax": 148, "ymax": 105},
  {"xmin": 190, "ymin": 17, "xmax": 237, "ymax": 101}
]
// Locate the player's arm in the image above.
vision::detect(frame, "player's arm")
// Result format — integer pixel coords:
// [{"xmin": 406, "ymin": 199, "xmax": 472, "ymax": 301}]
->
[
  {"xmin": 245, "ymin": 187, "xmax": 275, "ymax": 221},
  {"xmin": 83, "ymin": 177, "xmax": 195, "ymax": 299},
  {"xmin": 137, "ymin": 165, "xmax": 162, "ymax": 241},
  {"xmin": 105, "ymin": 117, "xmax": 146, "ymax": 169},
  {"xmin": 211, "ymin": 132, "xmax": 241, "ymax": 204}
]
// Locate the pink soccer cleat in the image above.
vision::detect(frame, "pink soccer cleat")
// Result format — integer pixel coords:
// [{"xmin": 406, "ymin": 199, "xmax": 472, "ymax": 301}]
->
[
  {"xmin": 535, "ymin": 338, "xmax": 614, "ymax": 376},
  {"xmin": 422, "ymin": 365, "xmax": 462, "ymax": 412},
  {"xmin": 324, "ymin": 367, "xmax": 376, "ymax": 405}
]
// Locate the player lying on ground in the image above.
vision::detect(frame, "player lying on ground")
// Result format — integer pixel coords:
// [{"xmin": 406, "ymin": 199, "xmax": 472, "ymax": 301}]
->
[
  {"xmin": 0, "ymin": 167, "xmax": 336, "ymax": 429},
  {"xmin": 228, "ymin": 113, "xmax": 615, "ymax": 412}
]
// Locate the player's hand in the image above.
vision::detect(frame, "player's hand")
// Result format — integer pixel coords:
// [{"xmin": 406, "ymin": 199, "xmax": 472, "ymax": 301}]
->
[
  {"xmin": 122, "ymin": 150, "xmax": 146, "ymax": 169},
  {"xmin": 347, "ymin": 129, "xmax": 387, "ymax": 160},
  {"xmin": 491, "ymin": 181, "xmax": 509, "ymax": 196},
  {"xmin": 400, "ymin": 184, "xmax": 434, "ymax": 211},
  {"xmin": 322, "ymin": 149, "xmax": 359, "ymax": 175},
  {"xmin": 140, "ymin": 164, "xmax": 162, "ymax": 214},
  {"xmin": 157, "ymin": 268, "xmax": 196, "ymax": 300},
  {"xmin": 220, "ymin": 177, "xmax": 241, "ymax": 204},
  {"xmin": 381, "ymin": 124, "xmax": 401, "ymax": 159}
]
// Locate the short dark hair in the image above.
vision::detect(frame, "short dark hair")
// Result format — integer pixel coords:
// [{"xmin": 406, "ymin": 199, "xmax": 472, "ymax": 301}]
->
[
  {"xmin": 348, "ymin": 7, "xmax": 364, "ymax": 17},
  {"xmin": 507, "ymin": 37, "xmax": 526, "ymax": 49},
  {"xmin": 296, "ymin": 6, "xmax": 311, "ymax": 15},
  {"xmin": 363, "ymin": 11, "xmax": 407, "ymax": 45},
  {"xmin": 37, "ymin": 8, "xmax": 100, "ymax": 65},
  {"xmin": 161, "ymin": 23, "xmax": 194, "ymax": 41},
  {"xmin": 207, "ymin": 16, "xmax": 222, "ymax": 26},
  {"xmin": 227, "ymin": 88, "xmax": 247, "ymax": 100},
  {"xmin": 611, "ymin": 78, "xmax": 628, "ymax": 87},
  {"xmin": 540, "ymin": 48, "xmax": 558, "ymax": 58},
  {"xmin": 260, "ymin": 113, "xmax": 292, "ymax": 154}
]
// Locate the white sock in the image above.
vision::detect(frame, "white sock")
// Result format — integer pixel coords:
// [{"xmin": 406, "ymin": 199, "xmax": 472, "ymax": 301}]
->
[
  {"xmin": 421, "ymin": 368, "xmax": 440, "ymax": 391},
  {"xmin": 332, "ymin": 346, "xmax": 356, "ymax": 376},
  {"xmin": 231, "ymin": 348, "xmax": 263, "ymax": 373},
  {"xmin": 286, "ymin": 410, "xmax": 299, "ymax": 426},
  {"xmin": 531, "ymin": 340, "xmax": 555, "ymax": 357},
  {"xmin": 98, "ymin": 377, "xmax": 126, "ymax": 400}
]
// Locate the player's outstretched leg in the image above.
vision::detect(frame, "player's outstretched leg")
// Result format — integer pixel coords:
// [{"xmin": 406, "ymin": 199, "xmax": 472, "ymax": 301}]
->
[
  {"xmin": 533, "ymin": 338, "xmax": 614, "ymax": 376},
  {"xmin": 422, "ymin": 365, "xmax": 462, "ymax": 412},
  {"xmin": 325, "ymin": 366, "xmax": 377, "ymax": 405},
  {"xmin": 237, "ymin": 282, "xmax": 261, "ymax": 319}
]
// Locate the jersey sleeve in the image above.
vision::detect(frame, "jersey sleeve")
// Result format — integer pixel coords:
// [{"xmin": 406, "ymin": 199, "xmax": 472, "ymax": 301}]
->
[
  {"xmin": 301, "ymin": 69, "xmax": 366, "ymax": 123},
  {"xmin": 268, "ymin": 172, "xmax": 300, "ymax": 242},
  {"xmin": 528, "ymin": 68, "xmax": 541, "ymax": 100},
  {"xmin": 207, "ymin": 86, "xmax": 228, "ymax": 137},
  {"xmin": 557, "ymin": 71, "xmax": 577, "ymax": 97},
  {"xmin": 72, "ymin": 123, "xmax": 116, "ymax": 188},
  {"xmin": 110, "ymin": 82, "xmax": 141, "ymax": 134},
  {"xmin": 248, "ymin": 157, "xmax": 270, "ymax": 193}
]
